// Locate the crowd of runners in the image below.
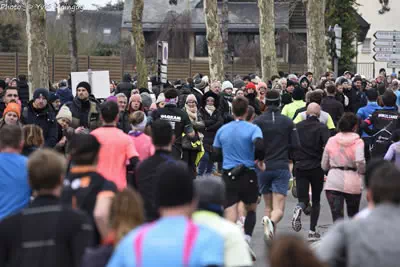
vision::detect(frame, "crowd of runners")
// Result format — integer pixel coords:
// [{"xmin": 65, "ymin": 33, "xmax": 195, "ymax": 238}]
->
[{"xmin": 0, "ymin": 69, "xmax": 400, "ymax": 267}]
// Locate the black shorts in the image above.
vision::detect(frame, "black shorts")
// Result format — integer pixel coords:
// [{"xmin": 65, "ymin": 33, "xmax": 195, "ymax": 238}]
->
[{"xmin": 222, "ymin": 169, "xmax": 259, "ymax": 208}]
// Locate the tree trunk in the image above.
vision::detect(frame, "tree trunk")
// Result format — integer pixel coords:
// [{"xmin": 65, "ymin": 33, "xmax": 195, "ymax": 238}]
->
[
  {"xmin": 221, "ymin": 0, "xmax": 229, "ymax": 61},
  {"xmin": 131, "ymin": 0, "xmax": 147, "ymax": 88},
  {"xmin": 26, "ymin": 0, "xmax": 49, "ymax": 97},
  {"xmin": 306, "ymin": 0, "xmax": 327, "ymax": 83},
  {"xmin": 204, "ymin": 0, "xmax": 224, "ymax": 82},
  {"xmin": 258, "ymin": 0, "xmax": 278, "ymax": 82},
  {"xmin": 68, "ymin": 0, "xmax": 79, "ymax": 72}
]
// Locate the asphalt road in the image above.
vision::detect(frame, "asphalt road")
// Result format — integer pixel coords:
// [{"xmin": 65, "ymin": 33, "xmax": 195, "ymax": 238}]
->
[{"xmin": 250, "ymin": 187, "xmax": 368, "ymax": 267}]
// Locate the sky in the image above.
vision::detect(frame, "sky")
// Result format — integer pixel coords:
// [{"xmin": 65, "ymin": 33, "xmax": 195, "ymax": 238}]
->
[{"xmin": 45, "ymin": 0, "xmax": 118, "ymax": 10}]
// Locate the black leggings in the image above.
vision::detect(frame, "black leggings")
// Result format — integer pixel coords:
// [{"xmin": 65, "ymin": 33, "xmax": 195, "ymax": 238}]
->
[
  {"xmin": 296, "ymin": 168, "xmax": 324, "ymax": 231},
  {"xmin": 326, "ymin": 190, "xmax": 361, "ymax": 222}
]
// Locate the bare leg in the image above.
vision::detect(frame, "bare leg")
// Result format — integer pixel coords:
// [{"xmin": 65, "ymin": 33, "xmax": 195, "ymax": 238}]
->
[
  {"xmin": 263, "ymin": 193, "xmax": 272, "ymax": 218},
  {"xmin": 224, "ymin": 203, "xmax": 238, "ymax": 223},
  {"xmin": 270, "ymin": 193, "xmax": 287, "ymax": 224}
]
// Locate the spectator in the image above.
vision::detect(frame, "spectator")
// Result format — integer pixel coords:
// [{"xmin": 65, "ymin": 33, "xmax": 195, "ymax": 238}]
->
[
  {"xmin": 54, "ymin": 105, "xmax": 74, "ymax": 154},
  {"xmin": 317, "ymin": 162, "xmax": 400, "ymax": 267},
  {"xmin": 0, "ymin": 125, "xmax": 30, "ymax": 220},
  {"xmin": 257, "ymin": 82, "xmax": 268, "ymax": 113},
  {"xmin": 198, "ymin": 92, "xmax": 223, "ymax": 176},
  {"xmin": 270, "ymin": 235, "xmax": 325, "ymax": 267},
  {"xmin": 61, "ymin": 134, "xmax": 118, "ymax": 244},
  {"xmin": 81, "ymin": 187, "xmax": 145, "ymax": 267},
  {"xmin": 322, "ymin": 113, "xmax": 365, "ymax": 222},
  {"xmin": 291, "ymin": 103, "xmax": 330, "ymax": 240},
  {"xmin": 0, "ymin": 149, "xmax": 94, "ymax": 267},
  {"xmin": 281, "ymin": 80, "xmax": 296, "ymax": 107},
  {"xmin": 140, "ymin": 92, "xmax": 153, "ymax": 115},
  {"xmin": 56, "ymin": 79, "xmax": 73, "ymax": 105},
  {"xmin": 253, "ymin": 90, "xmax": 299, "ymax": 241},
  {"xmin": 244, "ymin": 82, "xmax": 261, "ymax": 115},
  {"xmin": 193, "ymin": 177, "xmax": 253, "ymax": 266},
  {"xmin": 235, "ymin": 89, "xmax": 245, "ymax": 97},
  {"xmin": 114, "ymin": 93, "xmax": 130, "ymax": 133},
  {"xmin": 16, "ymin": 74, "xmax": 29, "ymax": 106},
  {"xmin": 0, "ymin": 102, "xmax": 22, "ymax": 130},
  {"xmin": 128, "ymin": 111, "xmax": 155, "ymax": 161},
  {"xmin": 321, "ymin": 84, "xmax": 344, "ymax": 125},
  {"xmin": 22, "ymin": 125, "xmax": 44, "ymax": 157},
  {"xmin": 64, "ymin": 82, "xmax": 101, "ymax": 132},
  {"xmin": 156, "ymin": 93, "xmax": 166, "ymax": 108},
  {"xmin": 282, "ymin": 86, "xmax": 306, "ymax": 120},
  {"xmin": 107, "ymin": 161, "xmax": 224, "ymax": 267},
  {"xmin": 220, "ymin": 81, "xmax": 234, "ymax": 123},
  {"xmin": 136, "ymin": 120, "xmax": 178, "ymax": 221},
  {"xmin": 22, "ymin": 88, "xmax": 58, "ymax": 147},
  {"xmin": 0, "ymin": 86, "xmax": 19, "ymax": 117},
  {"xmin": 0, "ymin": 79, "xmax": 6, "ymax": 99},
  {"xmin": 128, "ymin": 94, "xmax": 143, "ymax": 114},
  {"xmin": 91, "ymin": 101, "xmax": 139, "ymax": 191},
  {"xmin": 192, "ymin": 76, "xmax": 207, "ymax": 106},
  {"xmin": 178, "ymin": 84, "xmax": 192, "ymax": 109},
  {"xmin": 115, "ymin": 73, "xmax": 133, "ymax": 99},
  {"xmin": 149, "ymin": 88, "xmax": 194, "ymax": 159},
  {"xmin": 49, "ymin": 92, "xmax": 61, "ymax": 113}
]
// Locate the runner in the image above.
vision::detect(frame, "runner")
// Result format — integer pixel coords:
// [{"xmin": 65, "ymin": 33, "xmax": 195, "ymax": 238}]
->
[
  {"xmin": 291, "ymin": 103, "xmax": 330, "ymax": 241},
  {"xmin": 213, "ymin": 96, "xmax": 265, "ymax": 249},
  {"xmin": 253, "ymin": 90, "xmax": 299, "ymax": 241}
]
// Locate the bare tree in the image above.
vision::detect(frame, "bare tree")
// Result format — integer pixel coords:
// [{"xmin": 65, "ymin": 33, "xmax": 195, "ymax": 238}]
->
[
  {"xmin": 67, "ymin": 0, "xmax": 79, "ymax": 72},
  {"xmin": 221, "ymin": 0, "xmax": 229, "ymax": 60},
  {"xmin": 305, "ymin": 0, "xmax": 327, "ymax": 82},
  {"xmin": 25, "ymin": 0, "xmax": 49, "ymax": 96},
  {"xmin": 258, "ymin": 0, "xmax": 278, "ymax": 81},
  {"xmin": 131, "ymin": 0, "xmax": 147, "ymax": 88},
  {"xmin": 204, "ymin": 0, "xmax": 224, "ymax": 82}
]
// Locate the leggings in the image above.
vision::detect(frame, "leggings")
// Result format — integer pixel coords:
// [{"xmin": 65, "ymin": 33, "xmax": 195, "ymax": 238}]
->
[
  {"xmin": 325, "ymin": 190, "xmax": 361, "ymax": 222},
  {"xmin": 379, "ymin": 0, "xmax": 388, "ymax": 5},
  {"xmin": 296, "ymin": 168, "xmax": 324, "ymax": 231}
]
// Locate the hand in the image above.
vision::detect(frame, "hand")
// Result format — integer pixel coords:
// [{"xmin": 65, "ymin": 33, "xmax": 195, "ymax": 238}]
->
[
  {"xmin": 255, "ymin": 160, "xmax": 266, "ymax": 172},
  {"xmin": 58, "ymin": 136, "xmax": 67, "ymax": 146},
  {"xmin": 75, "ymin": 127, "xmax": 85, "ymax": 134}
]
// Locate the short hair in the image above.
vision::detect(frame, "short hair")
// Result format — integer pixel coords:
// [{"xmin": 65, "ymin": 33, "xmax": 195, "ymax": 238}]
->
[
  {"xmin": 246, "ymin": 106, "xmax": 255, "ymax": 121},
  {"xmin": 100, "ymin": 101, "xmax": 119, "ymax": 123},
  {"xmin": 366, "ymin": 88, "xmax": 378, "ymax": 102},
  {"xmin": 129, "ymin": 111, "xmax": 145, "ymax": 125},
  {"xmin": 309, "ymin": 91, "xmax": 323, "ymax": 104},
  {"xmin": 271, "ymin": 75, "xmax": 280, "ymax": 81},
  {"xmin": 265, "ymin": 90, "xmax": 281, "ymax": 107},
  {"xmin": 370, "ymin": 162, "xmax": 400, "ymax": 205},
  {"xmin": 338, "ymin": 112, "xmax": 358, "ymax": 132},
  {"xmin": 18, "ymin": 74, "xmax": 27, "ymax": 81},
  {"xmin": 326, "ymin": 85, "xmax": 336, "ymax": 95},
  {"xmin": 115, "ymin": 93, "xmax": 127, "ymax": 100},
  {"xmin": 151, "ymin": 120, "xmax": 174, "ymax": 147},
  {"xmin": 164, "ymin": 88, "xmax": 178, "ymax": 99},
  {"xmin": 28, "ymin": 149, "xmax": 66, "ymax": 191},
  {"xmin": 364, "ymin": 159, "xmax": 391, "ymax": 189},
  {"xmin": 69, "ymin": 134, "xmax": 101, "ymax": 165},
  {"xmin": 0, "ymin": 124, "xmax": 23, "ymax": 150},
  {"xmin": 4, "ymin": 86, "xmax": 18, "ymax": 96},
  {"xmin": 382, "ymin": 90, "xmax": 397, "ymax": 107},
  {"xmin": 23, "ymin": 125, "xmax": 44, "ymax": 147},
  {"xmin": 305, "ymin": 72, "xmax": 313, "ymax": 76},
  {"xmin": 232, "ymin": 96, "xmax": 249, "ymax": 117}
]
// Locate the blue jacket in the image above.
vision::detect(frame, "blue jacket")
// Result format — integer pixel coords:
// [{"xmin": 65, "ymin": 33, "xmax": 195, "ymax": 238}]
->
[{"xmin": 357, "ymin": 102, "xmax": 382, "ymax": 120}]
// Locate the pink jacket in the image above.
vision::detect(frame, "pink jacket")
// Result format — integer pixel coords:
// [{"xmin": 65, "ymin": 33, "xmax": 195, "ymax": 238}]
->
[
  {"xmin": 321, "ymin": 132, "xmax": 365, "ymax": 194},
  {"xmin": 129, "ymin": 131, "xmax": 155, "ymax": 161}
]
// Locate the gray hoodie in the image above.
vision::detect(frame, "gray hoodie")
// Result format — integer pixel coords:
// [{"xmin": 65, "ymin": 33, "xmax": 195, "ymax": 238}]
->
[{"xmin": 316, "ymin": 204, "xmax": 400, "ymax": 267}]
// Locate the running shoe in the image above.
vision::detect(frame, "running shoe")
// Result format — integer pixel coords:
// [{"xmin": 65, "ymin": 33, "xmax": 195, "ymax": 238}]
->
[
  {"xmin": 292, "ymin": 206, "xmax": 302, "ymax": 232},
  {"xmin": 245, "ymin": 238, "xmax": 257, "ymax": 262},
  {"xmin": 308, "ymin": 231, "xmax": 321, "ymax": 242},
  {"xmin": 261, "ymin": 216, "xmax": 274, "ymax": 242}
]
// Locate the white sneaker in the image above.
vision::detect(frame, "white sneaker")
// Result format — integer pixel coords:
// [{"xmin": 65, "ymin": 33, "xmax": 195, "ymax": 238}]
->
[
  {"xmin": 261, "ymin": 216, "xmax": 274, "ymax": 242},
  {"xmin": 291, "ymin": 206, "xmax": 302, "ymax": 232}
]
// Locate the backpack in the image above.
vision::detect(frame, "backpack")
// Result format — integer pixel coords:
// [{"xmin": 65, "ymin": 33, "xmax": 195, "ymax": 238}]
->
[{"xmin": 370, "ymin": 121, "xmax": 396, "ymax": 159}]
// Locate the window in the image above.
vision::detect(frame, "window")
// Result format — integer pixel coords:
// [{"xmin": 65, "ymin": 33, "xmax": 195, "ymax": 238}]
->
[
  {"xmin": 103, "ymin": 28, "xmax": 112, "ymax": 35},
  {"xmin": 362, "ymin": 38, "xmax": 371, "ymax": 53},
  {"xmin": 195, "ymin": 34, "xmax": 208, "ymax": 57}
]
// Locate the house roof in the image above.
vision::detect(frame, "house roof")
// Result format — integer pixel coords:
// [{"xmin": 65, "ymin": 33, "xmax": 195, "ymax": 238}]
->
[{"xmin": 122, "ymin": 0, "xmax": 289, "ymax": 32}]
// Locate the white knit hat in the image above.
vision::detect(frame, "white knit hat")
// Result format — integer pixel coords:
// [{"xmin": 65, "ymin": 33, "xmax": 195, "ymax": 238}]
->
[
  {"xmin": 222, "ymin": 81, "xmax": 233, "ymax": 91},
  {"xmin": 56, "ymin": 105, "xmax": 72, "ymax": 122}
]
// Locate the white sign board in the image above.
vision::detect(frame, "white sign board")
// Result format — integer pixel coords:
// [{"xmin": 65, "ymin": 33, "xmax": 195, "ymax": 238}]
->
[
  {"xmin": 374, "ymin": 31, "xmax": 400, "ymax": 40},
  {"xmin": 162, "ymin": 42, "xmax": 168, "ymax": 65},
  {"xmin": 161, "ymin": 65, "xmax": 167, "ymax": 73},
  {"xmin": 374, "ymin": 47, "xmax": 400, "ymax": 53},
  {"xmin": 374, "ymin": 40, "xmax": 400, "ymax": 47},
  {"xmin": 388, "ymin": 62, "xmax": 400, "ymax": 68},
  {"xmin": 71, "ymin": 70, "xmax": 110, "ymax": 99},
  {"xmin": 373, "ymin": 53, "xmax": 400, "ymax": 62},
  {"xmin": 160, "ymin": 73, "xmax": 167, "ymax": 84}
]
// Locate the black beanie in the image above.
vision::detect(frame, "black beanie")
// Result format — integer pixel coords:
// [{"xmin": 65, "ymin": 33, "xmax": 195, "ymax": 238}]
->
[
  {"xmin": 0, "ymin": 80, "xmax": 6, "ymax": 89},
  {"xmin": 76, "ymin": 81, "xmax": 92, "ymax": 95},
  {"xmin": 33, "ymin": 88, "xmax": 49, "ymax": 101},
  {"xmin": 155, "ymin": 161, "xmax": 195, "ymax": 208},
  {"xmin": 69, "ymin": 134, "xmax": 101, "ymax": 159},
  {"xmin": 292, "ymin": 86, "xmax": 304, "ymax": 101}
]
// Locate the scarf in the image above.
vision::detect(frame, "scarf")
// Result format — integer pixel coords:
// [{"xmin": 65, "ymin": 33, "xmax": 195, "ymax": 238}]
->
[
  {"xmin": 205, "ymin": 105, "xmax": 216, "ymax": 116},
  {"xmin": 185, "ymin": 104, "xmax": 198, "ymax": 122},
  {"xmin": 165, "ymin": 97, "xmax": 178, "ymax": 106}
]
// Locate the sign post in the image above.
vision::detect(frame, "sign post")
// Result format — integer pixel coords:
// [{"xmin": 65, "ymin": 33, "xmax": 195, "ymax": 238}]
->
[
  {"xmin": 157, "ymin": 41, "xmax": 168, "ymax": 85},
  {"xmin": 373, "ymin": 30, "xmax": 400, "ymax": 73}
]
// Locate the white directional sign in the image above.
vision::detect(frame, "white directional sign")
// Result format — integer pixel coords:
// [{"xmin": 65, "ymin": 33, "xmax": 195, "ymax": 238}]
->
[
  {"xmin": 388, "ymin": 62, "xmax": 400, "ymax": 68},
  {"xmin": 374, "ymin": 40, "xmax": 400, "ymax": 47},
  {"xmin": 160, "ymin": 73, "xmax": 168, "ymax": 84},
  {"xmin": 161, "ymin": 65, "xmax": 167, "ymax": 73},
  {"xmin": 374, "ymin": 47, "xmax": 400, "ymax": 53},
  {"xmin": 374, "ymin": 31, "xmax": 400, "ymax": 40},
  {"xmin": 374, "ymin": 53, "xmax": 400, "ymax": 62},
  {"xmin": 161, "ymin": 42, "xmax": 168, "ymax": 65}
]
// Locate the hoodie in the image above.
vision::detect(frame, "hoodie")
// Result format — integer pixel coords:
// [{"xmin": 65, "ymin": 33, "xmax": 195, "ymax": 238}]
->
[
  {"xmin": 116, "ymin": 74, "xmax": 134, "ymax": 99},
  {"xmin": 56, "ymin": 86, "xmax": 73, "ymax": 105},
  {"xmin": 321, "ymin": 132, "xmax": 365, "ymax": 194}
]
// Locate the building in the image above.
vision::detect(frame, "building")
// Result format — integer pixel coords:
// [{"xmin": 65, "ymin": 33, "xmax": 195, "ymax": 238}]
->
[{"xmin": 357, "ymin": 0, "xmax": 398, "ymax": 78}]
